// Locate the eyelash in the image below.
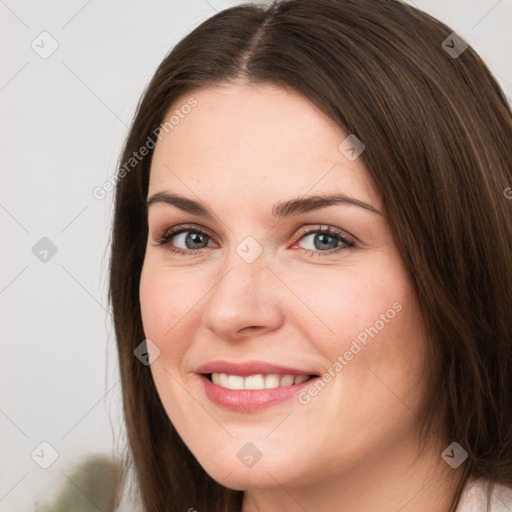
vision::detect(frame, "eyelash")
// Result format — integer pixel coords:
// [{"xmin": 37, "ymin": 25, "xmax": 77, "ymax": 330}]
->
[{"xmin": 153, "ymin": 223, "xmax": 355, "ymax": 257}]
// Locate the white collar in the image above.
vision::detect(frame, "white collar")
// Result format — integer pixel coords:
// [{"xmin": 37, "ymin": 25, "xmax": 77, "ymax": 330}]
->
[{"xmin": 456, "ymin": 478, "xmax": 512, "ymax": 511}]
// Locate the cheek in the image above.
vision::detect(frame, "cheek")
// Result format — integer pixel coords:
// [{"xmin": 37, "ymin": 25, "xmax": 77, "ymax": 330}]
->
[
  {"xmin": 139, "ymin": 270, "xmax": 168, "ymax": 348},
  {"xmin": 289, "ymin": 253, "xmax": 428, "ymax": 409},
  {"xmin": 286, "ymin": 256, "xmax": 414, "ymax": 359},
  {"xmin": 139, "ymin": 261, "xmax": 204, "ymax": 419},
  {"xmin": 139, "ymin": 258, "xmax": 205, "ymax": 347}
]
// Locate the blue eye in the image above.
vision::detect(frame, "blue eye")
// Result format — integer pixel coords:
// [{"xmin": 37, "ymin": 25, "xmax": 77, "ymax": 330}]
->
[
  {"xmin": 295, "ymin": 225, "xmax": 355, "ymax": 257},
  {"xmin": 153, "ymin": 224, "xmax": 355, "ymax": 257},
  {"xmin": 154, "ymin": 225, "xmax": 214, "ymax": 255}
]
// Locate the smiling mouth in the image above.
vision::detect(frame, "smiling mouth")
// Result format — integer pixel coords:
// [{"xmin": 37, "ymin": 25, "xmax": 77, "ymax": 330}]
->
[{"xmin": 205, "ymin": 372, "xmax": 317, "ymax": 390}]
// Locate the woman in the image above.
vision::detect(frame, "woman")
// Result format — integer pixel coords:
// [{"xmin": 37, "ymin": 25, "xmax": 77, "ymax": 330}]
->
[{"xmin": 108, "ymin": 0, "xmax": 512, "ymax": 510}]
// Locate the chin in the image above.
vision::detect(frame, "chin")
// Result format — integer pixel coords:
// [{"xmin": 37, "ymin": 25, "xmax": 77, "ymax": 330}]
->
[
  {"xmin": 208, "ymin": 463, "xmax": 293, "ymax": 490},
  {"xmin": 191, "ymin": 442, "xmax": 314, "ymax": 491}
]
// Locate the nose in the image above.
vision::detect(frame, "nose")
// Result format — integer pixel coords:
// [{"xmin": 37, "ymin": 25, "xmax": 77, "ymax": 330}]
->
[{"xmin": 200, "ymin": 252, "xmax": 284, "ymax": 342}]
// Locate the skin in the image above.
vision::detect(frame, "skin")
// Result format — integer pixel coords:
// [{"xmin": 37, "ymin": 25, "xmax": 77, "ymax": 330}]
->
[{"xmin": 139, "ymin": 82, "xmax": 462, "ymax": 512}]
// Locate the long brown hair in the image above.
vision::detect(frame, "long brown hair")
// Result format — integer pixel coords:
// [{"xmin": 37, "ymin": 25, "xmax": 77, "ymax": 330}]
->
[{"xmin": 108, "ymin": 1, "xmax": 512, "ymax": 510}]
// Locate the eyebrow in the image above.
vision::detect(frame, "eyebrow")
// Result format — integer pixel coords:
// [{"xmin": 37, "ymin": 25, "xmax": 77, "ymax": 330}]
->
[{"xmin": 145, "ymin": 191, "xmax": 383, "ymax": 218}]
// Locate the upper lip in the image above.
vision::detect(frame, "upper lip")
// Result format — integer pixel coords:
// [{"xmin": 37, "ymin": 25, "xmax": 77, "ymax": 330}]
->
[{"xmin": 196, "ymin": 360, "xmax": 317, "ymax": 377}]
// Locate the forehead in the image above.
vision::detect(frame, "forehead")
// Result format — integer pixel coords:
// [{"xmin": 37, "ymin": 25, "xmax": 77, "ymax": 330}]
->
[{"xmin": 148, "ymin": 83, "xmax": 379, "ymax": 210}]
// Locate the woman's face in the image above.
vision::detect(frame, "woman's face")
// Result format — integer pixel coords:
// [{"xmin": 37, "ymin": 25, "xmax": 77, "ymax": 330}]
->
[{"xmin": 140, "ymin": 82, "xmax": 430, "ymax": 491}]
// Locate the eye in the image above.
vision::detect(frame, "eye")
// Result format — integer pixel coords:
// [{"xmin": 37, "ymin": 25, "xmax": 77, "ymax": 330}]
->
[
  {"xmin": 152, "ymin": 223, "xmax": 355, "ymax": 257},
  {"xmin": 293, "ymin": 225, "xmax": 355, "ymax": 257},
  {"xmin": 153, "ymin": 224, "xmax": 216, "ymax": 255}
]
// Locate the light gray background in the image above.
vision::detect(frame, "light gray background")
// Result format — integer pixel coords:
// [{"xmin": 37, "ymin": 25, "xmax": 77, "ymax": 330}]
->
[{"xmin": 1, "ymin": 1, "xmax": 511, "ymax": 510}]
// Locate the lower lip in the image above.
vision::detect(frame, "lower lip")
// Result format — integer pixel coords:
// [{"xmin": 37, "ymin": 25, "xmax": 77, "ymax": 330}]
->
[{"xmin": 199, "ymin": 374, "xmax": 319, "ymax": 412}]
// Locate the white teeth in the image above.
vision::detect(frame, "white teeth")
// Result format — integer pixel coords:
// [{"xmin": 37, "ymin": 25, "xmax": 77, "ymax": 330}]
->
[
  {"xmin": 280, "ymin": 375, "xmax": 294, "ymax": 387},
  {"xmin": 219, "ymin": 373, "xmax": 228, "ymax": 388},
  {"xmin": 226, "ymin": 375, "xmax": 245, "ymax": 390},
  {"xmin": 244, "ymin": 374, "xmax": 265, "ymax": 389},
  {"xmin": 210, "ymin": 373, "xmax": 312, "ymax": 390},
  {"xmin": 294, "ymin": 375, "xmax": 309, "ymax": 385},
  {"xmin": 264, "ymin": 374, "xmax": 280, "ymax": 389}
]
